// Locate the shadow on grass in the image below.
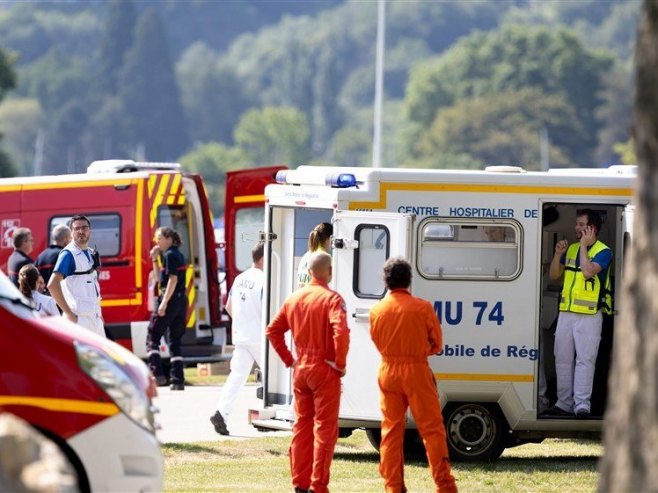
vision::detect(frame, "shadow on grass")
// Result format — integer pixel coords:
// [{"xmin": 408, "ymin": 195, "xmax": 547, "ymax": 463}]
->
[
  {"xmin": 334, "ymin": 451, "xmax": 381, "ymax": 463},
  {"xmin": 458, "ymin": 455, "xmax": 600, "ymax": 473},
  {"xmin": 334, "ymin": 450, "xmax": 599, "ymax": 474},
  {"xmin": 163, "ymin": 442, "xmax": 219, "ymax": 454}
]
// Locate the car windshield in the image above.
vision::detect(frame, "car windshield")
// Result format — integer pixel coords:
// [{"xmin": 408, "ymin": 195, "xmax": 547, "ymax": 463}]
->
[{"xmin": 0, "ymin": 270, "xmax": 38, "ymax": 319}]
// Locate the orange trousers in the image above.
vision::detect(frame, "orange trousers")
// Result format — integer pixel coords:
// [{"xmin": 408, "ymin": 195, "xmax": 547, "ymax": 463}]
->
[
  {"xmin": 378, "ymin": 361, "xmax": 457, "ymax": 493},
  {"xmin": 290, "ymin": 361, "xmax": 341, "ymax": 493}
]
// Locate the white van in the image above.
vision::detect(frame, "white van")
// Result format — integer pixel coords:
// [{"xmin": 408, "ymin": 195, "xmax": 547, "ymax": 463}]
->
[{"xmin": 249, "ymin": 165, "xmax": 635, "ymax": 460}]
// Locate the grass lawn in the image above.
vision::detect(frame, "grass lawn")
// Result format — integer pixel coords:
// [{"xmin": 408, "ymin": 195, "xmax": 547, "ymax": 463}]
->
[
  {"xmin": 163, "ymin": 430, "xmax": 602, "ymax": 492},
  {"xmin": 183, "ymin": 367, "xmax": 256, "ymax": 386}
]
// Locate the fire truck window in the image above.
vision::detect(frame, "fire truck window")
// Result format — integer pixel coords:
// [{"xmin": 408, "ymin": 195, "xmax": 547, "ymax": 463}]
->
[
  {"xmin": 418, "ymin": 220, "xmax": 521, "ymax": 280},
  {"xmin": 235, "ymin": 207, "xmax": 264, "ymax": 272},
  {"xmin": 354, "ymin": 225, "xmax": 389, "ymax": 298},
  {"xmin": 157, "ymin": 206, "xmax": 191, "ymax": 264},
  {"xmin": 50, "ymin": 214, "xmax": 120, "ymax": 257}
]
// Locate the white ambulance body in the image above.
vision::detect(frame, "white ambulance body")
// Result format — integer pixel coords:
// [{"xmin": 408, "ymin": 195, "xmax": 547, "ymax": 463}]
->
[{"xmin": 251, "ymin": 165, "xmax": 635, "ymax": 460}]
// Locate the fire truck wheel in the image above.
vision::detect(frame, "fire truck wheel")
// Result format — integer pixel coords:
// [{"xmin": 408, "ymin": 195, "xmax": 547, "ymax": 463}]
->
[{"xmin": 443, "ymin": 402, "xmax": 507, "ymax": 461}]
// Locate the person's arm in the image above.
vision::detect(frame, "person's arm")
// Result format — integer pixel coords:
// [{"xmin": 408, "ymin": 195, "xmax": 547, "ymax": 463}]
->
[
  {"xmin": 549, "ymin": 240, "xmax": 568, "ymax": 280},
  {"xmin": 579, "ymin": 227, "xmax": 603, "ymax": 279},
  {"xmin": 149, "ymin": 246, "xmax": 160, "ymax": 285},
  {"xmin": 225, "ymin": 290, "xmax": 233, "ymax": 318},
  {"xmin": 48, "ymin": 272, "xmax": 76, "ymax": 323},
  {"xmin": 157, "ymin": 274, "xmax": 178, "ymax": 317},
  {"xmin": 327, "ymin": 294, "xmax": 349, "ymax": 375},
  {"xmin": 426, "ymin": 302, "xmax": 443, "ymax": 355},
  {"xmin": 266, "ymin": 306, "xmax": 295, "ymax": 367}
]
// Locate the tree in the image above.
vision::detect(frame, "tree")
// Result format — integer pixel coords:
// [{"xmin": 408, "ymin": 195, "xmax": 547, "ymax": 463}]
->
[
  {"xmin": 0, "ymin": 46, "xmax": 17, "ymax": 177},
  {"xmin": 179, "ymin": 142, "xmax": 249, "ymax": 215},
  {"xmin": 418, "ymin": 88, "xmax": 587, "ymax": 169},
  {"xmin": 0, "ymin": 98, "xmax": 43, "ymax": 175},
  {"xmin": 234, "ymin": 106, "xmax": 310, "ymax": 166},
  {"xmin": 96, "ymin": 0, "xmax": 136, "ymax": 95},
  {"xmin": 176, "ymin": 43, "xmax": 250, "ymax": 145},
  {"xmin": 118, "ymin": 8, "xmax": 188, "ymax": 160},
  {"xmin": 404, "ymin": 25, "xmax": 614, "ymax": 163},
  {"xmin": 598, "ymin": 1, "xmax": 658, "ymax": 490}
]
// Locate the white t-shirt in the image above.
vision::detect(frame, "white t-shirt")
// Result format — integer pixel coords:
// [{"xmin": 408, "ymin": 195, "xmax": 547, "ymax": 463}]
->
[
  {"xmin": 32, "ymin": 290, "xmax": 59, "ymax": 317},
  {"xmin": 228, "ymin": 267, "xmax": 264, "ymax": 345}
]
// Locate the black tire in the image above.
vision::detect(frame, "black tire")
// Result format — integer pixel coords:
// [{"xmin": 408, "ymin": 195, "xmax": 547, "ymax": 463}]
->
[
  {"xmin": 365, "ymin": 428, "xmax": 381, "ymax": 451},
  {"xmin": 443, "ymin": 403, "xmax": 507, "ymax": 461},
  {"xmin": 365, "ymin": 428, "xmax": 427, "ymax": 458}
]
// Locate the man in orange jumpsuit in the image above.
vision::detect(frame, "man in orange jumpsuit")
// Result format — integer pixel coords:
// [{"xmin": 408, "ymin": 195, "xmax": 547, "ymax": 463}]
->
[
  {"xmin": 370, "ymin": 257, "xmax": 457, "ymax": 493},
  {"xmin": 266, "ymin": 251, "xmax": 350, "ymax": 493}
]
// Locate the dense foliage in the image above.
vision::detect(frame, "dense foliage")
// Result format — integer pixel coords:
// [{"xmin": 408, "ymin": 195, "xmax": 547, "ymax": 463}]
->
[{"xmin": 0, "ymin": 0, "xmax": 641, "ymax": 211}]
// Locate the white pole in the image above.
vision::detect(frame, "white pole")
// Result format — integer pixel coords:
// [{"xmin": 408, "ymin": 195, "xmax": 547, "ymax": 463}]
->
[
  {"xmin": 372, "ymin": 0, "xmax": 386, "ymax": 168},
  {"xmin": 540, "ymin": 126, "xmax": 550, "ymax": 171}
]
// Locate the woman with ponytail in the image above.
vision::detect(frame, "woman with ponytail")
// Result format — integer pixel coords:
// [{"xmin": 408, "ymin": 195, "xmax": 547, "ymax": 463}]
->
[
  {"xmin": 146, "ymin": 227, "xmax": 188, "ymax": 390},
  {"xmin": 297, "ymin": 222, "xmax": 333, "ymax": 289},
  {"xmin": 18, "ymin": 264, "xmax": 59, "ymax": 316}
]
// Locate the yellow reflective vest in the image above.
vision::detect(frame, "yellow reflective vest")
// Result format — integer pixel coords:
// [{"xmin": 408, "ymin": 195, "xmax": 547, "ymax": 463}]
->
[{"xmin": 559, "ymin": 240, "xmax": 612, "ymax": 315}]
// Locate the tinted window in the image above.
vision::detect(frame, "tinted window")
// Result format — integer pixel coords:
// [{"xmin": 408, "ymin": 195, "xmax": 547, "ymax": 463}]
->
[
  {"xmin": 50, "ymin": 214, "xmax": 121, "ymax": 257},
  {"xmin": 418, "ymin": 220, "xmax": 521, "ymax": 280}
]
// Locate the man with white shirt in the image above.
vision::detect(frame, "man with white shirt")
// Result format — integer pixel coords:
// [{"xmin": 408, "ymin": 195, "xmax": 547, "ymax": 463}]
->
[{"xmin": 210, "ymin": 242, "xmax": 265, "ymax": 435}]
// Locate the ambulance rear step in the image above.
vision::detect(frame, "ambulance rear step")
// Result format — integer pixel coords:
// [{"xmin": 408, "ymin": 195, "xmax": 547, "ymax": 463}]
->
[{"xmin": 249, "ymin": 406, "xmax": 294, "ymax": 431}]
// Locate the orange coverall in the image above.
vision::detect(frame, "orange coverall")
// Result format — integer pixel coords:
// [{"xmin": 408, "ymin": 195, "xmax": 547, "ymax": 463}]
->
[
  {"xmin": 266, "ymin": 279, "xmax": 350, "ymax": 493},
  {"xmin": 370, "ymin": 288, "xmax": 457, "ymax": 493}
]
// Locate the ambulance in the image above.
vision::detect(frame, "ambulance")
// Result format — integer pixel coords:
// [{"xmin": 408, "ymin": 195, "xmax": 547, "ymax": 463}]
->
[
  {"xmin": 0, "ymin": 160, "xmax": 223, "ymax": 363},
  {"xmin": 0, "ymin": 269, "xmax": 162, "ymax": 491},
  {"xmin": 249, "ymin": 164, "xmax": 636, "ymax": 460}
]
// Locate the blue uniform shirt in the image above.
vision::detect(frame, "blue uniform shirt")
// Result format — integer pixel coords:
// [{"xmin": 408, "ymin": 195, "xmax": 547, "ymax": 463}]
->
[
  {"xmin": 159, "ymin": 246, "xmax": 186, "ymax": 296},
  {"xmin": 54, "ymin": 249, "xmax": 92, "ymax": 279}
]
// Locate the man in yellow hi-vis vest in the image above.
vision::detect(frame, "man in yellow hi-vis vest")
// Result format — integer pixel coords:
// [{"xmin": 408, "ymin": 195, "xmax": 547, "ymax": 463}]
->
[{"xmin": 546, "ymin": 209, "xmax": 612, "ymax": 419}]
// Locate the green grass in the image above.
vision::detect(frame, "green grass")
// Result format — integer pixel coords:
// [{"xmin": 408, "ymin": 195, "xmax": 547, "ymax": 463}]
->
[
  {"xmin": 183, "ymin": 367, "xmax": 256, "ymax": 386},
  {"xmin": 163, "ymin": 430, "xmax": 602, "ymax": 492}
]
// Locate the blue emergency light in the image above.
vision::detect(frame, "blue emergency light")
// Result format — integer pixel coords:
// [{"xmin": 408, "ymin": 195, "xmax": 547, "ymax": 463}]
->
[
  {"xmin": 274, "ymin": 170, "xmax": 289, "ymax": 184},
  {"xmin": 325, "ymin": 173, "xmax": 357, "ymax": 188}
]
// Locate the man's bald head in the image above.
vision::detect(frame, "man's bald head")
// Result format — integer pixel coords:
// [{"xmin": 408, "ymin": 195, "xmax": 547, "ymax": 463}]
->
[{"xmin": 309, "ymin": 251, "xmax": 332, "ymax": 283}]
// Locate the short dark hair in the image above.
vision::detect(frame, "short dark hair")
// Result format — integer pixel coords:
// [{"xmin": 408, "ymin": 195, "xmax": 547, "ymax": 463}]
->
[
  {"xmin": 577, "ymin": 208, "xmax": 603, "ymax": 234},
  {"xmin": 252, "ymin": 241, "xmax": 264, "ymax": 263},
  {"xmin": 68, "ymin": 215, "xmax": 91, "ymax": 228},
  {"xmin": 156, "ymin": 226, "xmax": 182, "ymax": 246},
  {"xmin": 12, "ymin": 227, "xmax": 31, "ymax": 248},
  {"xmin": 383, "ymin": 257, "xmax": 412, "ymax": 290}
]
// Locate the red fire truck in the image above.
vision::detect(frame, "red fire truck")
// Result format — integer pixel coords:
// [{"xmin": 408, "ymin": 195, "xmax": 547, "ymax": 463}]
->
[
  {"xmin": 0, "ymin": 160, "xmax": 284, "ymax": 361},
  {"xmin": 0, "ymin": 160, "xmax": 223, "ymax": 362}
]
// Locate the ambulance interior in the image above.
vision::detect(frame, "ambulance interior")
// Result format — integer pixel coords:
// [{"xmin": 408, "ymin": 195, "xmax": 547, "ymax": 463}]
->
[
  {"xmin": 538, "ymin": 203, "xmax": 625, "ymax": 420},
  {"xmin": 264, "ymin": 207, "xmax": 333, "ymax": 406}
]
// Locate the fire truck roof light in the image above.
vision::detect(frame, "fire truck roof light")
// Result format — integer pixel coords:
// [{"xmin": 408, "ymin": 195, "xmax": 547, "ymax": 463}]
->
[{"xmin": 87, "ymin": 160, "xmax": 181, "ymax": 174}]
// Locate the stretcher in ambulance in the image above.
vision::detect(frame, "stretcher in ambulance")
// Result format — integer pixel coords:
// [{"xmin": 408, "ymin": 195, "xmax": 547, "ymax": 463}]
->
[
  {"xmin": 0, "ymin": 270, "xmax": 163, "ymax": 491},
  {"xmin": 249, "ymin": 164, "xmax": 635, "ymax": 460}
]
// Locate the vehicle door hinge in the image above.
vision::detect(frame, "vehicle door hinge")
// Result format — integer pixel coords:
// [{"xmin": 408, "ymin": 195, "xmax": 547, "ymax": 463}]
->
[
  {"xmin": 332, "ymin": 238, "xmax": 359, "ymax": 250},
  {"xmin": 259, "ymin": 232, "xmax": 278, "ymax": 242}
]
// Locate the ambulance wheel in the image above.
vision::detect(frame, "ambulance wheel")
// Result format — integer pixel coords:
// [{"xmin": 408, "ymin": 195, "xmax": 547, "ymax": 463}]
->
[
  {"xmin": 443, "ymin": 403, "xmax": 507, "ymax": 461},
  {"xmin": 365, "ymin": 428, "xmax": 427, "ymax": 457},
  {"xmin": 365, "ymin": 428, "xmax": 381, "ymax": 451}
]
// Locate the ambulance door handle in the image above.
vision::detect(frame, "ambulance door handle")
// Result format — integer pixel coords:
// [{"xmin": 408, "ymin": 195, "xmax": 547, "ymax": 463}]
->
[{"xmin": 352, "ymin": 308, "xmax": 370, "ymax": 321}]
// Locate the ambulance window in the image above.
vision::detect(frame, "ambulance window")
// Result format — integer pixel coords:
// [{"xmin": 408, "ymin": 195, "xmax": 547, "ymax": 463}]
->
[
  {"xmin": 157, "ymin": 206, "xmax": 191, "ymax": 264},
  {"xmin": 50, "ymin": 214, "xmax": 121, "ymax": 257},
  {"xmin": 235, "ymin": 207, "xmax": 265, "ymax": 271},
  {"xmin": 418, "ymin": 221, "xmax": 521, "ymax": 280},
  {"xmin": 354, "ymin": 225, "xmax": 389, "ymax": 298}
]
